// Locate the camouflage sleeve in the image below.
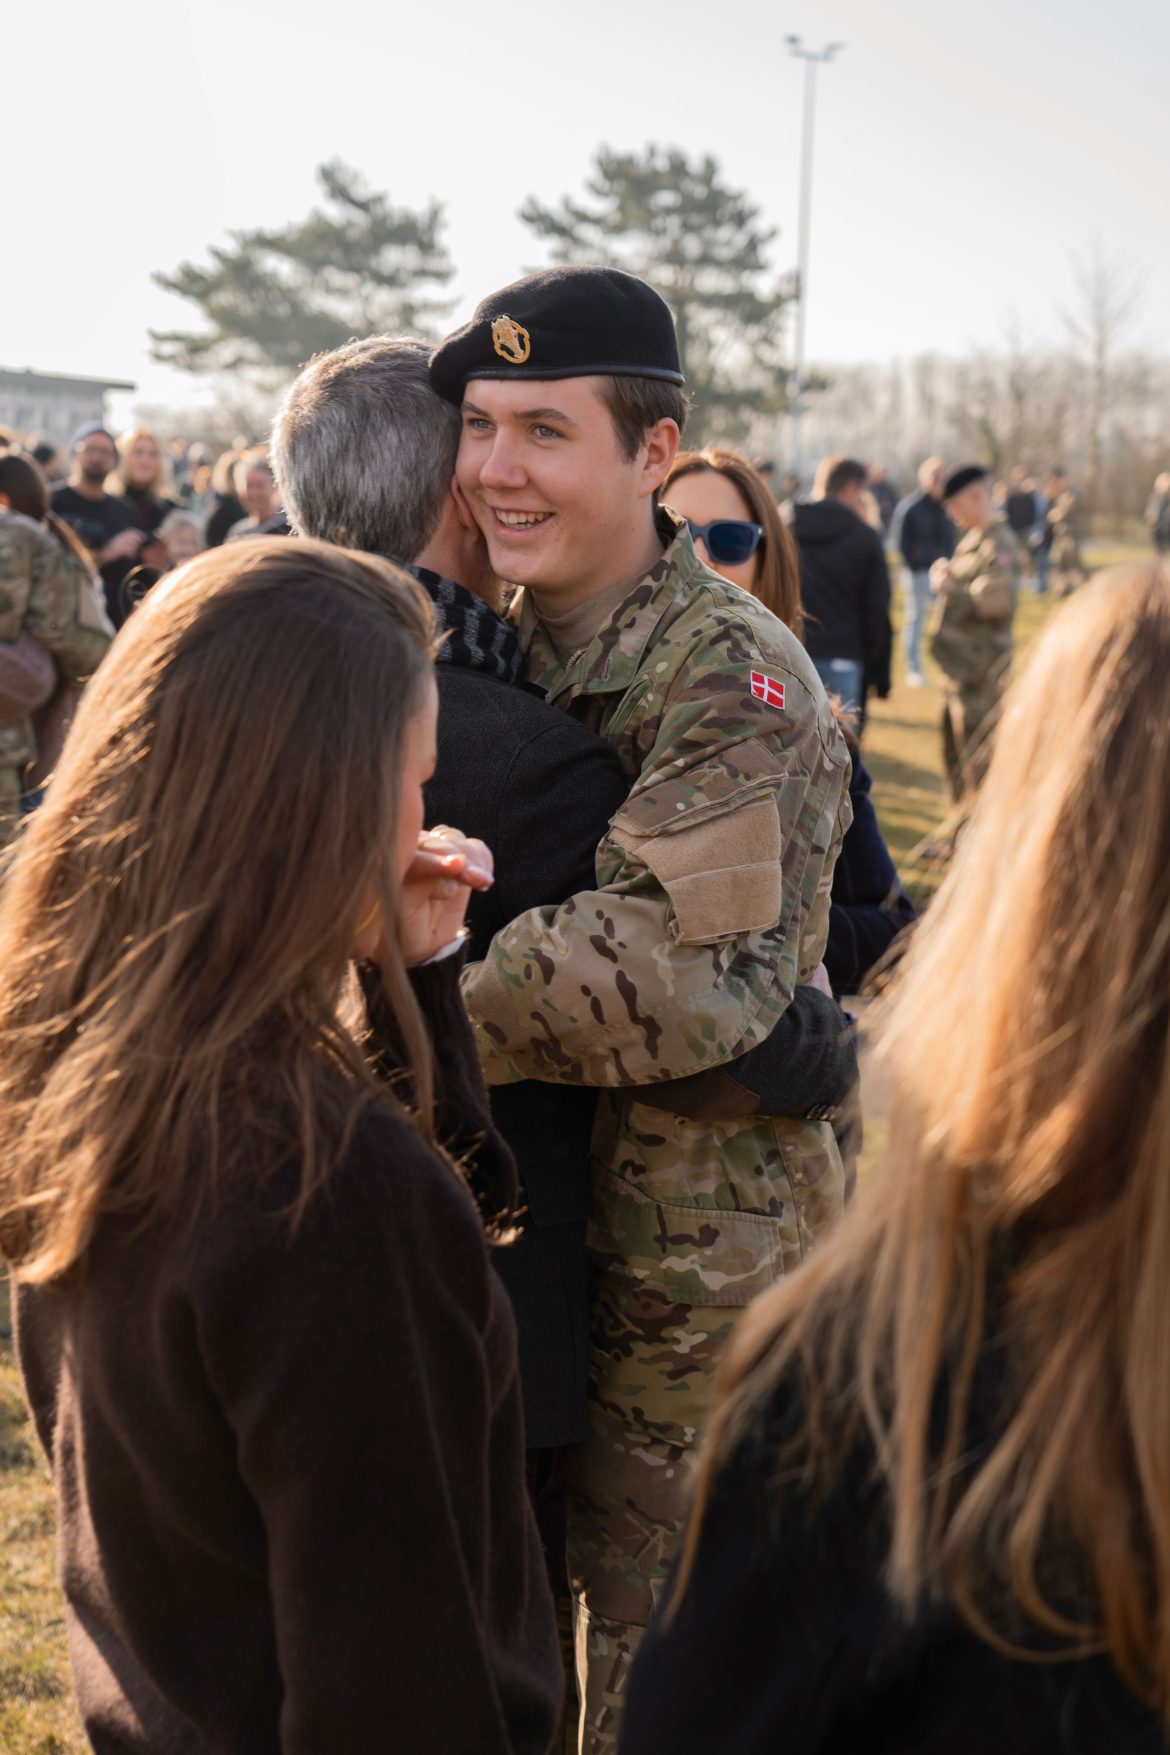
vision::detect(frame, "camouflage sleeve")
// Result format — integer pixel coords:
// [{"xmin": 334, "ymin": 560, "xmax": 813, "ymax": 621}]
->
[
  {"xmin": 0, "ymin": 631, "xmax": 57, "ymax": 719},
  {"xmin": 967, "ymin": 534, "xmax": 1017, "ymax": 621},
  {"xmin": 461, "ymin": 623, "xmax": 851, "ymax": 1088},
  {"xmin": 23, "ymin": 528, "xmax": 113, "ymax": 683}
]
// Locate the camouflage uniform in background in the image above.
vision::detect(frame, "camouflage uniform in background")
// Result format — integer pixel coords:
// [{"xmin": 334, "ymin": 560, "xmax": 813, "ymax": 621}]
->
[
  {"xmin": 930, "ymin": 517, "xmax": 1017, "ymax": 802},
  {"xmin": 1047, "ymin": 488, "xmax": 1088, "ymax": 598},
  {"xmin": 462, "ymin": 512, "xmax": 852, "ymax": 1755},
  {"xmin": 0, "ymin": 510, "xmax": 113, "ymax": 850}
]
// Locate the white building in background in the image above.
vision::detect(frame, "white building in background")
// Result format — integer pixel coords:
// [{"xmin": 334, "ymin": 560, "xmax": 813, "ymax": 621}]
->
[{"xmin": 0, "ymin": 368, "xmax": 136, "ymax": 446}]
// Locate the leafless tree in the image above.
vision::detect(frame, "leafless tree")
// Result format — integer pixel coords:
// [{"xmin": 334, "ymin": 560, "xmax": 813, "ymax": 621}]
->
[{"xmin": 1060, "ymin": 245, "xmax": 1142, "ymax": 506}]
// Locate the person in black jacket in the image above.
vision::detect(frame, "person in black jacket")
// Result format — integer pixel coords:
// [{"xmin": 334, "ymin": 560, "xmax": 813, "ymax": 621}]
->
[
  {"xmin": 621, "ymin": 561, "xmax": 1170, "ymax": 1755},
  {"xmin": 790, "ymin": 455, "xmax": 892, "ymax": 727},
  {"xmin": 891, "ymin": 456, "xmax": 956, "ymax": 685},
  {"xmin": 4, "ymin": 538, "xmax": 563, "ymax": 1753},
  {"xmin": 271, "ymin": 339, "xmax": 858, "ymax": 1664},
  {"xmin": 204, "ymin": 445, "xmax": 246, "ymax": 547}
]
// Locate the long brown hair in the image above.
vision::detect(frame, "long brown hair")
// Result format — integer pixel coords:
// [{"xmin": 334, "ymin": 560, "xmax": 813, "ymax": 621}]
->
[
  {"xmin": 682, "ymin": 560, "xmax": 1170, "ymax": 1720},
  {"xmin": 663, "ymin": 448, "xmax": 804, "ymax": 639},
  {"xmin": 0, "ymin": 539, "xmax": 437, "ymax": 1284}
]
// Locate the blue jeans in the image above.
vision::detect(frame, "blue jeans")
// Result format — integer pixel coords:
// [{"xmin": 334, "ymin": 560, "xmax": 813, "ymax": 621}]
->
[
  {"xmin": 1032, "ymin": 546, "xmax": 1049, "ymax": 594},
  {"xmin": 902, "ymin": 569, "xmax": 932, "ymax": 674},
  {"xmin": 811, "ymin": 656, "xmax": 864, "ymax": 718}
]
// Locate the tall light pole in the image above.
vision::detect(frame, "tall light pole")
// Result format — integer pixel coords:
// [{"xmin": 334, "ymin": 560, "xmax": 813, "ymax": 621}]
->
[{"xmin": 787, "ymin": 35, "xmax": 844, "ymax": 484}]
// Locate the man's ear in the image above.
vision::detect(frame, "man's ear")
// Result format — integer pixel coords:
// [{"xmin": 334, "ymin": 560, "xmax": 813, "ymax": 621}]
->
[{"xmin": 639, "ymin": 419, "xmax": 681, "ymax": 501}]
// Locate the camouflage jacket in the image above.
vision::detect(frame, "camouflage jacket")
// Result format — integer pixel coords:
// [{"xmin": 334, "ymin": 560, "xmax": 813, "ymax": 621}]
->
[
  {"xmin": 0, "ymin": 510, "xmax": 113, "ymax": 774},
  {"xmin": 461, "ymin": 513, "xmax": 853, "ymax": 1302},
  {"xmin": 1046, "ymin": 490, "xmax": 1085, "ymax": 572},
  {"xmin": 930, "ymin": 517, "xmax": 1017, "ymax": 689}
]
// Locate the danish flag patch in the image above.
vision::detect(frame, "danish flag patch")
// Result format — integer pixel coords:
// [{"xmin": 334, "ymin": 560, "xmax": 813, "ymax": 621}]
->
[{"xmin": 750, "ymin": 671, "xmax": 786, "ymax": 711}]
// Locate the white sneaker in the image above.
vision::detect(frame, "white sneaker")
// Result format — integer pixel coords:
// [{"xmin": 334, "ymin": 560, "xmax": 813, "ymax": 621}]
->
[{"xmin": 906, "ymin": 669, "xmax": 924, "ymax": 688}]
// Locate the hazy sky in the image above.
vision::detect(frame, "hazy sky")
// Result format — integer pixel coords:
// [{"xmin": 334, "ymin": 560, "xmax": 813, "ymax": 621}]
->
[{"xmin": 6, "ymin": 0, "xmax": 1167, "ymax": 427}]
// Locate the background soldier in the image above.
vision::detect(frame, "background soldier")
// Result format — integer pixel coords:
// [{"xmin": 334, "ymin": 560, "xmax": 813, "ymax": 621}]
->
[
  {"xmin": 431, "ymin": 267, "xmax": 852, "ymax": 1754},
  {"xmin": 930, "ymin": 464, "xmax": 1018, "ymax": 802},
  {"xmin": 0, "ymin": 508, "xmax": 113, "ymax": 850},
  {"xmin": 1043, "ymin": 468, "xmax": 1088, "ymax": 597}
]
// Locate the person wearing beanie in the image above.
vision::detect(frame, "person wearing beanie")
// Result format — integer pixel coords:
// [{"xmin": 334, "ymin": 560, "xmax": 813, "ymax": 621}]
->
[
  {"xmin": 432, "ymin": 265, "xmax": 852, "ymax": 1753},
  {"xmin": 51, "ymin": 423, "xmax": 142, "ymax": 626},
  {"xmin": 929, "ymin": 464, "xmax": 1018, "ymax": 801}
]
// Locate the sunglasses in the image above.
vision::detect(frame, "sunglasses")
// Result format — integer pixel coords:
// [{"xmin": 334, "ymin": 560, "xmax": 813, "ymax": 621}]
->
[{"xmin": 685, "ymin": 518, "xmax": 764, "ymax": 567}]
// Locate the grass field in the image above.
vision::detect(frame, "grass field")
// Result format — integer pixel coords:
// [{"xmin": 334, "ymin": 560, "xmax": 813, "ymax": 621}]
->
[{"xmin": 0, "ymin": 541, "xmax": 1149, "ymax": 1749}]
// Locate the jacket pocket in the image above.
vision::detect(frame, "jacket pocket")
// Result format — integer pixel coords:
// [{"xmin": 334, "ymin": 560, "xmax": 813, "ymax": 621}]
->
[
  {"xmin": 587, "ymin": 1164, "xmax": 804, "ymax": 1304},
  {"xmin": 610, "ymin": 785, "xmax": 783, "ymax": 945}
]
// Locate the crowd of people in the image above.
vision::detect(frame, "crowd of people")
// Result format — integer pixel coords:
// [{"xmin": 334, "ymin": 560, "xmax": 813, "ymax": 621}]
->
[{"xmin": 1, "ymin": 264, "xmax": 1169, "ymax": 1755}]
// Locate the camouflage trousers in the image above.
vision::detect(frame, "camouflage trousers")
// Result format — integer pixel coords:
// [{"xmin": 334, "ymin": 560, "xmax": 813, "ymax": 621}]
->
[
  {"xmin": 0, "ymin": 764, "xmax": 21, "ymax": 855},
  {"xmin": 565, "ymin": 1281, "xmax": 729, "ymax": 1755},
  {"xmin": 1050, "ymin": 565, "xmax": 1088, "ymax": 600},
  {"xmin": 565, "ymin": 1110, "xmax": 844, "ymax": 1754},
  {"xmin": 940, "ymin": 680, "xmax": 1001, "ymax": 803}
]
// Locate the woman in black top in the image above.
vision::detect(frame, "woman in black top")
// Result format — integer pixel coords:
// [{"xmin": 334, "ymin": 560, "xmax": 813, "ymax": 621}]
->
[
  {"xmin": 111, "ymin": 425, "xmax": 178, "ymax": 555},
  {"xmin": 0, "ymin": 538, "xmax": 561, "ymax": 1753},
  {"xmin": 622, "ymin": 561, "xmax": 1170, "ymax": 1754}
]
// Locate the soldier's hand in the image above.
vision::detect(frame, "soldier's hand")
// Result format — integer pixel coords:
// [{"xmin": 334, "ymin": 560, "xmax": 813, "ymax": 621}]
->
[
  {"xmin": 929, "ymin": 558, "xmax": 951, "ymax": 594},
  {"xmin": 397, "ymin": 827, "xmax": 494, "ymax": 967}
]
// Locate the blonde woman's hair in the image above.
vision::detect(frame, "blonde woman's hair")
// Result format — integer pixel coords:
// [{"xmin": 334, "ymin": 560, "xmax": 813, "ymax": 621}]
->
[
  {"xmin": 211, "ymin": 446, "xmax": 243, "ymax": 496},
  {"xmin": 680, "ymin": 559, "xmax": 1170, "ymax": 1723},
  {"xmin": 0, "ymin": 539, "xmax": 437, "ymax": 1284},
  {"xmin": 109, "ymin": 426, "xmax": 172, "ymax": 499},
  {"xmin": 233, "ymin": 444, "xmax": 273, "ymax": 499}
]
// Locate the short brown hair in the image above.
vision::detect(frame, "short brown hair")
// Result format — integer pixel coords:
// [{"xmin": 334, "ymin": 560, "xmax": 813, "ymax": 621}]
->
[
  {"xmin": 599, "ymin": 376, "xmax": 690, "ymax": 463},
  {"xmin": 814, "ymin": 455, "xmax": 867, "ymax": 499}
]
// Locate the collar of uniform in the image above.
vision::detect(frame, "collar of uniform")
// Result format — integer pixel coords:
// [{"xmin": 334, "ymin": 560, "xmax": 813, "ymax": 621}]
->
[{"xmin": 516, "ymin": 507, "xmax": 707, "ymax": 704}]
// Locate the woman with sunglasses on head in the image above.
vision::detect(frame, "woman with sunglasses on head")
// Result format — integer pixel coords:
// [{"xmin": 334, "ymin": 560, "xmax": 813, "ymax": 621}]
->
[
  {"xmin": 0, "ymin": 540, "xmax": 561, "ymax": 1753},
  {"xmin": 621, "ymin": 561, "xmax": 1170, "ymax": 1755},
  {"xmin": 663, "ymin": 449, "xmax": 915, "ymax": 999}
]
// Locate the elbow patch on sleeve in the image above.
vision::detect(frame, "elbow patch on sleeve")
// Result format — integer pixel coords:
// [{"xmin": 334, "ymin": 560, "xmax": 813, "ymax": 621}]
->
[{"xmin": 612, "ymin": 792, "xmax": 782, "ymax": 944}]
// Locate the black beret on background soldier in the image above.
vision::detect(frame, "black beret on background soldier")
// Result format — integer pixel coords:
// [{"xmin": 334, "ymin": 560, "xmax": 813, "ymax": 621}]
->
[
  {"xmin": 929, "ymin": 464, "xmax": 1018, "ymax": 803},
  {"xmin": 432, "ymin": 265, "xmax": 853, "ymax": 1753}
]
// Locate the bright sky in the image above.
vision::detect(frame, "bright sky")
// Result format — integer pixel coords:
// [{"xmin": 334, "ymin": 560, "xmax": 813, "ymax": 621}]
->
[{"xmin": 6, "ymin": 0, "xmax": 1167, "ymax": 427}]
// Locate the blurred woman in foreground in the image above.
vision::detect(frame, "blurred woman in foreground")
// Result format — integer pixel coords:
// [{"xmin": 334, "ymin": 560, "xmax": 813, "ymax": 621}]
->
[
  {"xmin": 621, "ymin": 562, "xmax": 1170, "ymax": 1754},
  {"xmin": 0, "ymin": 540, "xmax": 560, "ymax": 1753}
]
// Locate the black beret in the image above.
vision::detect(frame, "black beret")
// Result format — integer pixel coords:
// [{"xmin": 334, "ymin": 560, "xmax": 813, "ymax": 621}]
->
[
  {"xmin": 943, "ymin": 464, "xmax": 990, "ymax": 500},
  {"xmin": 429, "ymin": 266, "xmax": 684, "ymax": 405}
]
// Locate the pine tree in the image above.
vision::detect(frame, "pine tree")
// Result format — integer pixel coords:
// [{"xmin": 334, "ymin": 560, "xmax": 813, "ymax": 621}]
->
[
  {"xmin": 151, "ymin": 161, "xmax": 454, "ymax": 381},
  {"xmin": 521, "ymin": 146, "xmax": 792, "ymax": 445}
]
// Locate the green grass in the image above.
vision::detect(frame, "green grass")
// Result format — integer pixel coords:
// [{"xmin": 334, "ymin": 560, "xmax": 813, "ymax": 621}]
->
[
  {"xmin": 0, "ymin": 1276, "xmax": 85, "ymax": 1753},
  {"xmin": 0, "ymin": 540, "xmax": 1149, "ymax": 1734},
  {"xmin": 863, "ymin": 542, "xmax": 1146, "ymax": 905}
]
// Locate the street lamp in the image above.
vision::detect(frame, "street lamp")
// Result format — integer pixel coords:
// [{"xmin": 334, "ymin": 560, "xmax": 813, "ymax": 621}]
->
[{"xmin": 787, "ymin": 35, "xmax": 844, "ymax": 484}]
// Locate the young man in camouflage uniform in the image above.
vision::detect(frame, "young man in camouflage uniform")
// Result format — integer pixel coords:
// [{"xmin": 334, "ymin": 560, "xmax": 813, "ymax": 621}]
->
[
  {"xmin": 0, "ymin": 509, "xmax": 113, "ymax": 852},
  {"xmin": 929, "ymin": 464, "xmax": 1018, "ymax": 802},
  {"xmin": 431, "ymin": 267, "xmax": 853, "ymax": 1754}
]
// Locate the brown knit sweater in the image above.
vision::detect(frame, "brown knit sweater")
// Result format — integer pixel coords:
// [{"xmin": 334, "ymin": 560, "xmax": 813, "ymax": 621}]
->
[{"xmin": 16, "ymin": 955, "xmax": 561, "ymax": 1753}]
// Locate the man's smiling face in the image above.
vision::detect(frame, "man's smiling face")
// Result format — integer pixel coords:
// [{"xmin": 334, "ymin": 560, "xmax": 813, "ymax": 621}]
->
[{"xmin": 455, "ymin": 375, "xmax": 670, "ymax": 610}]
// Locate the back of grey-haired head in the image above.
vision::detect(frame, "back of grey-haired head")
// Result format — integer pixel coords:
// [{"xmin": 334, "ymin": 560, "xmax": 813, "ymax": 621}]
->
[{"xmin": 271, "ymin": 336, "xmax": 460, "ymax": 563}]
